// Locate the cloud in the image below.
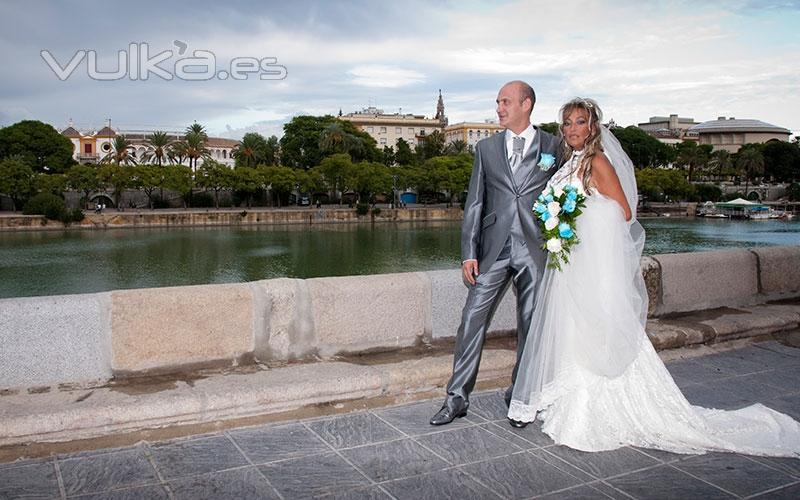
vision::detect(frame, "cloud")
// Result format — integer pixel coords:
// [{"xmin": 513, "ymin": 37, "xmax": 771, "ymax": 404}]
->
[{"xmin": 347, "ymin": 65, "xmax": 426, "ymax": 88}]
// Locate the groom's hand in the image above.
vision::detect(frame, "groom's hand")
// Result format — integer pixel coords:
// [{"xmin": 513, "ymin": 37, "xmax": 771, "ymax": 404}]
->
[{"xmin": 462, "ymin": 259, "xmax": 479, "ymax": 285}]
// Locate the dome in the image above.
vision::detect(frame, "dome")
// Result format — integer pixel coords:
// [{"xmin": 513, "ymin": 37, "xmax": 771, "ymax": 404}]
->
[
  {"xmin": 689, "ymin": 117, "xmax": 790, "ymax": 135},
  {"xmin": 60, "ymin": 126, "xmax": 81, "ymax": 138}
]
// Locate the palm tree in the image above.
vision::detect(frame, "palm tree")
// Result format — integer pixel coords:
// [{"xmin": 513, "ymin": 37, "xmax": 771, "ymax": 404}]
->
[
  {"xmin": 319, "ymin": 123, "xmax": 364, "ymax": 159},
  {"xmin": 445, "ymin": 139, "xmax": 469, "ymax": 156},
  {"xmin": 232, "ymin": 133, "xmax": 264, "ymax": 168},
  {"xmin": 168, "ymin": 141, "xmax": 189, "ymax": 166},
  {"xmin": 102, "ymin": 135, "xmax": 137, "ymax": 166},
  {"xmin": 709, "ymin": 150, "xmax": 732, "ymax": 181},
  {"xmin": 183, "ymin": 131, "xmax": 210, "ymax": 172},
  {"xmin": 186, "ymin": 122, "xmax": 208, "ymax": 140},
  {"xmin": 676, "ymin": 142, "xmax": 708, "ymax": 182},
  {"xmin": 142, "ymin": 131, "xmax": 172, "ymax": 166},
  {"xmin": 735, "ymin": 147, "xmax": 765, "ymax": 197}
]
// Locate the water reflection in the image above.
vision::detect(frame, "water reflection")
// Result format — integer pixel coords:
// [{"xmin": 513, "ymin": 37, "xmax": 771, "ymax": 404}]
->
[{"xmin": 0, "ymin": 219, "xmax": 797, "ymax": 298}]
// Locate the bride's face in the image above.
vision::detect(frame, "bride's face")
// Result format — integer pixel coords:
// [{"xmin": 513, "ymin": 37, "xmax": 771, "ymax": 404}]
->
[{"xmin": 563, "ymin": 108, "xmax": 592, "ymax": 150}]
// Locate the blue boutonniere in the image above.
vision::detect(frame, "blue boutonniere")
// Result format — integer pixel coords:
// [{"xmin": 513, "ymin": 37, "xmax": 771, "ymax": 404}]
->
[{"xmin": 538, "ymin": 153, "xmax": 556, "ymax": 171}]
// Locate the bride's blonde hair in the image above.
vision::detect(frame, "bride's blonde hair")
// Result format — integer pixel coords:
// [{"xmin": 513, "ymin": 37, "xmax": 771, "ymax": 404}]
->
[{"xmin": 558, "ymin": 98, "xmax": 603, "ymax": 193}]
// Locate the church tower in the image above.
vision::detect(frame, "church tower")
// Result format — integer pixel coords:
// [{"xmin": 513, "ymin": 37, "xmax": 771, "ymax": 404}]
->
[{"xmin": 435, "ymin": 89, "xmax": 447, "ymax": 126}]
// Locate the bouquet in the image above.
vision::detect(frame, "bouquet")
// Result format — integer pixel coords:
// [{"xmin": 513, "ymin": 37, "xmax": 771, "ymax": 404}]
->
[{"xmin": 533, "ymin": 184, "xmax": 587, "ymax": 270}]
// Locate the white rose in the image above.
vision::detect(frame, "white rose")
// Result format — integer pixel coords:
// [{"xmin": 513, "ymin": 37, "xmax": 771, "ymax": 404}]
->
[
  {"xmin": 553, "ymin": 187, "xmax": 564, "ymax": 198},
  {"xmin": 547, "ymin": 201, "xmax": 561, "ymax": 217},
  {"xmin": 546, "ymin": 237, "xmax": 563, "ymax": 253},
  {"xmin": 544, "ymin": 216, "xmax": 559, "ymax": 231}
]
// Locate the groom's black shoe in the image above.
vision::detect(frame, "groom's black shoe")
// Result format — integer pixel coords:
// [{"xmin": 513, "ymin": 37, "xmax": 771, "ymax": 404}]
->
[
  {"xmin": 430, "ymin": 405, "xmax": 467, "ymax": 426},
  {"xmin": 508, "ymin": 418, "xmax": 529, "ymax": 429}
]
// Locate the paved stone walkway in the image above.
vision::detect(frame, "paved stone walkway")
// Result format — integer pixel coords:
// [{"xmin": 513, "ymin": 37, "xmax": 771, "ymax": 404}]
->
[{"xmin": 2, "ymin": 341, "xmax": 800, "ymax": 499}]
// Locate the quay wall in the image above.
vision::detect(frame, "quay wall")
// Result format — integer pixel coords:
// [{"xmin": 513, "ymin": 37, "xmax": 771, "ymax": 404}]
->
[
  {"xmin": 0, "ymin": 207, "xmax": 463, "ymax": 231},
  {"xmin": 1, "ymin": 246, "xmax": 798, "ymax": 390}
]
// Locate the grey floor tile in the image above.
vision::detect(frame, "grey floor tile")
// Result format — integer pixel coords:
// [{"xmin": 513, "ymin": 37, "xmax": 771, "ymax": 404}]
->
[
  {"xmin": 415, "ymin": 423, "xmax": 520, "ymax": 465},
  {"xmin": 228, "ymin": 422, "xmax": 329, "ymax": 464},
  {"xmin": 703, "ymin": 374, "xmax": 787, "ymax": 402},
  {"xmin": 749, "ymin": 455, "xmax": 800, "ymax": 478},
  {"xmin": 373, "ymin": 400, "xmax": 484, "ymax": 436},
  {"xmin": 0, "ymin": 457, "xmax": 52, "ymax": 470},
  {"xmin": 59, "ymin": 448, "xmax": 159, "ymax": 497},
  {"xmin": 544, "ymin": 446, "xmax": 659, "ymax": 480},
  {"xmin": 750, "ymin": 482, "xmax": 800, "ymax": 499},
  {"xmin": 537, "ymin": 483, "xmax": 618, "ymax": 499},
  {"xmin": 530, "ymin": 449, "xmax": 596, "ymax": 482},
  {"xmin": 149, "ymin": 435, "xmax": 249, "ymax": 479},
  {"xmin": 484, "ymin": 420, "xmax": 552, "ymax": 450},
  {"xmin": 0, "ymin": 461, "xmax": 60, "ymax": 499},
  {"xmin": 381, "ymin": 468, "xmax": 500, "ymax": 500},
  {"xmin": 757, "ymin": 342, "xmax": 800, "ymax": 359},
  {"xmin": 665, "ymin": 358, "xmax": 732, "ymax": 385},
  {"xmin": 459, "ymin": 451, "xmax": 583, "ymax": 498},
  {"xmin": 698, "ymin": 352, "xmax": 773, "ymax": 376},
  {"xmin": 630, "ymin": 447, "xmax": 690, "ymax": 464},
  {"xmin": 607, "ymin": 464, "xmax": 733, "ymax": 499},
  {"xmin": 70, "ymin": 484, "xmax": 171, "ymax": 500},
  {"xmin": 316, "ymin": 485, "xmax": 392, "ymax": 499},
  {"xmin": 341, "ymin": 438, "xmax": 448, "ymax": 482},
  {"xmin": 168, "ymin": 466, "xmax": 280, "ymax": 500},
  {"xmin": 675, "ymin": 452, "xmax": 795, "ymax": 497},
  {"xmin": 258, "ymin": 452, "xmax": 370, "ymax": 498},
  {"xmin": 764, "ymin": 393, "xmax": 800, "ymax": 420},
  {"xmin": 747, "ymin": 370, "xmax": 800, "ymax": 397},
  {"xmin": 468, "ymin": 390, "xmax": 510, "ymax": 421},
  {"xmin": 307, "ymin": 412, "xmax": 402, "ymax": 449},
  {"xmin": 680, "ymin": 383, "xmax": 750, "ymax": 410},
  {"xmin": 739, "ymin": 345, "xmax": 800, "ymax": 368}
]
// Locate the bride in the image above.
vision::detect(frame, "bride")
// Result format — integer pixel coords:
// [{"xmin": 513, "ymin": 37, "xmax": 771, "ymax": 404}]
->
[{"xmin": 507, "ymin": 97, "xmax": 800, "ymax": 457}]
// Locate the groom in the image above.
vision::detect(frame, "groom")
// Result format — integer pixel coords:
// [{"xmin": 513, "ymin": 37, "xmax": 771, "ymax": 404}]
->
[{"xmin": 430, "ymin": 81, "xmax": 560, "ymax": 427}]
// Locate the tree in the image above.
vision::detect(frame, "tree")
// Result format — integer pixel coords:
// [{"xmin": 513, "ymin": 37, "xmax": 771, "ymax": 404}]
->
[
  {"xmin": 381, "ymin": 146, "xmax": 395, "ymax": 166},
  {"xmin": 66, "ymin": 164, "xmax": 100, "ymax": 208},
  {"xmin": 35, "ymin": 172, "xmax": 67, "ymax": 196},
  {"xmin": 142, "ymin": 131, "xmax": 172, "ymax": 166},
  {"xmin": 635, "ymin": 168, "xmax": 695, "ymax": 202},
  {"xmin": 675, "ymin": 141, "xmax": 711, "ymax": 182},
  {"xmin": 264, "ymin": 135, "xmax": 280, "ymax": 166},
  {"xmin": 232, "ymin": 166, "xmax": 263, "ymax": 207},
  {"xmin": 97, "ymin": 163, "xmax": 133, "ymax": 208},
  {"xmin": 709, "ymin": 150, "xmax": 733, "ymax": 181},
  {"xmin": 416, "ymin": 130, "xmax": 446, "ymax": 162},
  {"xmin": 262, "ymin": 165, "xmax": 297, "ymax": 207},
  {"xmin": 735, "ymin": 145, "xmax": 765, "ymax": 197},
  {"xmin": 0, "ymin": 156, "xmax": 35, "ymax": 211},
  {"xmin": 316, "ymin": 153, "xmax": 353, "ymax": 204},
  {"xmin": 195, "ymin": 160, "xmax": 233, "ymax": 208},
  {"xmin": 168, "ymin": 141, "xmax": 188, "ymax": 166},
  {"xmin": 319, "ymin": 122, "xmax": 365, "ymax": 159},
  {"xmin": 539, "ymin": 122, "xmax": 560, "ymax": 135},
  {"xmin": 394, "ymin": 138, "xmax": 414, "ymax": 165},
  {"xmin": 163, "ymin": 164, "xmax": 193, "ymax": 208},
  {"xmin": 761, "ymin": 140, "xmax": 800, "ymax": 182},
  {"xmin": 0, "ymin": 120, "xmax": 76, "ymax": 173},
  {"xmin": 280, "ymin": 116, "xmax": 379, "ymax": 169},
  {"xmin": 612, "ymin": 126, "xmax": 675, "ymax": 168},
  {"xmin": 345, "ymin": 162, "xmax": 392, "ymax": 203},
  {"xmin": 134, "ymin": 164, "xmax": 165, "ymax": 208},
  {"xmin": 232, "ymin": 132, "xmax": 268, "ymax": 168},
  {"xmin": 102, "ymin": 135, "xmax": 137, "ymax": 165},
  {"xmin": 445, "ymin": 139, "xmax": 469, "ymax": 156},
  {"xmin": 182, "ymin": 130, "xmax": 210, "ymax": 172}
]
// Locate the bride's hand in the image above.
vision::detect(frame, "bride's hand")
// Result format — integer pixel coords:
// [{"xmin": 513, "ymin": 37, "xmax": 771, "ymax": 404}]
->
[{"xmin": 463, "ymin": 260, "xmax": 479, "ymax": 285}]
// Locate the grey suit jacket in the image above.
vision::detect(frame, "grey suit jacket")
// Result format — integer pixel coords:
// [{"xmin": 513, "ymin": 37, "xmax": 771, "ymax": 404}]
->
[{"xmin": 461, "ymin": 127, "xmax": 561, "ymax": 273}]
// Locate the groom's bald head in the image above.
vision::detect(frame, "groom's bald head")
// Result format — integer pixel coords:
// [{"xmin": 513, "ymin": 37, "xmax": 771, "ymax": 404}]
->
[{"xmin": 503, "ymin": 80, "xmax": 536, "ymax": 115}]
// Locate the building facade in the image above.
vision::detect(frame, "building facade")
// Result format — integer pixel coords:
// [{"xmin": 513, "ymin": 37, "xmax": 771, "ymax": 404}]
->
[
  {"xmin": 637, "ymin": 114, "xmax": 699, "ymax": 145},
  {"xmin": 443, "ymin": 120, "xmax": 504, "ymax": 148},
  {"xmin": 688, "ymin": 117, "xmax": 792, "ymax": 153},
  {"xmin": 60, "ymin": 122, "xmax": 238, "ymax": 167},
  {"xmin": 339, "ymin": 91, "xmax": 448, "ymax": 148}
]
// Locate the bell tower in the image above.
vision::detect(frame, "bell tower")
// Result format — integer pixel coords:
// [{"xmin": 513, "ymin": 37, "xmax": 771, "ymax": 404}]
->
[{"xmin": 435, "ymin": 89, "xmax": 447, "ymax": 126}]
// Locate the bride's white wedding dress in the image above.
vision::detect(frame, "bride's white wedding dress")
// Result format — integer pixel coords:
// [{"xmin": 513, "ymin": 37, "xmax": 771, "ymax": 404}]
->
[{"xmin": 508, "ymin": 146, "xmax": 800, "ymax": 457}]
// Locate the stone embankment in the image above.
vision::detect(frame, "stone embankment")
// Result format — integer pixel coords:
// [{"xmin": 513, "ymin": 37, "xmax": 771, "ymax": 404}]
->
[
  {"xmin": 0, "ymin": 207, "xmax": 463, "ymax": 231},
  {"xmin": 0, "ymin": 246, "xmax": 798, "ymax": 447}
]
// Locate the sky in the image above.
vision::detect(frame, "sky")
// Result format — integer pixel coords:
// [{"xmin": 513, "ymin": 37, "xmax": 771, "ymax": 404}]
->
[{"xmin": 1, "ymin": 0, "xmax": 798, "ymax": 140}]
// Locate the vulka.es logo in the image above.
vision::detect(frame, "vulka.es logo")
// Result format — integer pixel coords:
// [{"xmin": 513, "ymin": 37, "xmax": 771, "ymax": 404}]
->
[{"xmin": 40, "ymin": 41, "xmax": 287, "ymax": 81}]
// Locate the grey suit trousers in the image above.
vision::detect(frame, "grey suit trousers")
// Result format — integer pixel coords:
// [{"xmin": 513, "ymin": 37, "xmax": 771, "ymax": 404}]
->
[{"xmin": 445, "ymin": 234, "xmax": 539, "ymax": 411}]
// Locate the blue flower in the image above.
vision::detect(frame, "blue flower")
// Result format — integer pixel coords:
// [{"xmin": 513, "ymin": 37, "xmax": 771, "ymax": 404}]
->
[
  {"xmin": 537, "ymin": 193, "xmax": 546, "ymax": 203},
  {"xmin": 545, "ymin": 193, "xmax": 554, "ymax": 203},
  {"xmin": 538, "ymin": 153, "xmax": 556, "ymax": 171},
  {"xmin": 540, "ymin": 211, "xmax": 551, "ymax": 222},
  {"xmin": 563, "ymin": 199, "xmax": 576, "ymax": 213},
  {"xmin": 566, "ymin": 190, "xmax": 578, "ymax": 201},
  {"xmin": 558, "ymin": 222, "xmax": 574, "ymax": 238},
  {"xmin": 564, "ymin": 184, "xmax": 576, "ymax": 192},
  {"xmin": 534, "ymin": 202, "xmax": 547, "ymax": 214}
]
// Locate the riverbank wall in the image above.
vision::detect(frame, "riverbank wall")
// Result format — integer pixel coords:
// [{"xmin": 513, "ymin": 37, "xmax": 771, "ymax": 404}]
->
[
  {"xmin": 0, "ymin": 207, "xmax": 464, "ymax": 231},
  {"xmin": 1, "ymin": 246, "xmax": 798, "ymax": 392}
]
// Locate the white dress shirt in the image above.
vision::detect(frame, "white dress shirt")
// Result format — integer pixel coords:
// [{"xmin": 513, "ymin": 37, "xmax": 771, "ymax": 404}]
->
[{"xmin": 505, "ymin": 124, "xmax": 536, "ymax": 162}]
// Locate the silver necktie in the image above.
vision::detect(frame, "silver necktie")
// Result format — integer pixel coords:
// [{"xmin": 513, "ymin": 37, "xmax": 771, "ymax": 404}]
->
[{"xmin": 510, "ymin": 136, "xmax": 525, "ymax": 171}]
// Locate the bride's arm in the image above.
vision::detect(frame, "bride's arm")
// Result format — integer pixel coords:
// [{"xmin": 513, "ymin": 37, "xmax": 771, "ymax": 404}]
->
[{"xmin": 590, "ymin": 152, "xmax": 632, "ymax": 221}]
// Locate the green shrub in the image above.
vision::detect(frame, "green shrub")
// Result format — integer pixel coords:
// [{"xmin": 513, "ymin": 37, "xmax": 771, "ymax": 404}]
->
[
  {"xmin": 152, "ymin": 196, "xmax": 171, "ymax": 209},
  {"xmin": 60, "ymin": 208, "xmax": 85, "ymax": 225},
  {"xmin": 355, "ymin": 202, "xmax": 369, "ymax": 215},
  {"xmin": 788, "ymin": 183, "xmax": 800, "ymax": 201},
  {"xmin": 371, "ymin": 207, "xmax": 381, "ymax": 216},
  {"xmin": 694, "ymin": 184, "xmax": 722, "ymax": 202},
  {"xmin": 23, "ymin": 192, "xmax": 66, "ymax": 220}
]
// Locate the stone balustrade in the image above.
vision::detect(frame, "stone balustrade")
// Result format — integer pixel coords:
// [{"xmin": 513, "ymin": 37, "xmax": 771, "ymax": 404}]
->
[{"xmin": 1, "ymin": 246, "xmax": 798, "ymax": 390}]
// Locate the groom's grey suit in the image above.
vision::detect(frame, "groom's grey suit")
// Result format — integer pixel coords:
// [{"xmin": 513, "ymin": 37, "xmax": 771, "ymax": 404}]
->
[{"xmin": 444, "ymin": 126, "xmax": 560, "ymax": 413}]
